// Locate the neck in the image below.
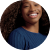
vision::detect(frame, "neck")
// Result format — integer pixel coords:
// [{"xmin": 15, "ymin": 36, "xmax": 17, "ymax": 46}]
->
[{"xmin": 22, "ymin": 21, "xmax": 39, "ymax": 33}]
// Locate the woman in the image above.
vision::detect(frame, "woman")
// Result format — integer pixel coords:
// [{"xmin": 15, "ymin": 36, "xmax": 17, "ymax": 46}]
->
[{"xmin": 1, "ymin": 0, "xmax": 49, "ymax": 50}]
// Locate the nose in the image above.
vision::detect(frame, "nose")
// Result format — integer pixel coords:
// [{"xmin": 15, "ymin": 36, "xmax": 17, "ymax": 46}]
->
[{"xmin": 29, "ymin": 5, "xmax": 36, "ymax": 12}]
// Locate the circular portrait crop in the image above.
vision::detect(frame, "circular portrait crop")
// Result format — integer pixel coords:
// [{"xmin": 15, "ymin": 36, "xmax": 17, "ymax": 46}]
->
[{"xmin": 1, "ymin": 0, "xmax": 50, "ymax": 50}]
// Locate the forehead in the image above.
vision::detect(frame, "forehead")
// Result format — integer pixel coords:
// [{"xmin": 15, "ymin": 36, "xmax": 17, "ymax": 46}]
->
[{"xmin": 22, "ymin": 0, "xmax": 38, "ymax": 4}]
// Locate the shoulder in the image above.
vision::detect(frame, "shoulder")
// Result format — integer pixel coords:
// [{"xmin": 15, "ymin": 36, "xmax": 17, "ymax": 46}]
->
[
  {"xmin": 8, "ymin": 27, "xmax": 23, "ymax": 41},
  {"xmin": 7, "ymin": 27, "xmax": 26, "ymax": 49},
  {"xmin": 9, "ymin": 27, "xmax": 23, "ymax": 35}
]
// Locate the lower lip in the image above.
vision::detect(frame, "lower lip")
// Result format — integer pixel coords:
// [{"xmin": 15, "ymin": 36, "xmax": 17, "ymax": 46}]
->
[{"xmin": 28, "ymin": 15, "xmax": 38, "ymax": 18}]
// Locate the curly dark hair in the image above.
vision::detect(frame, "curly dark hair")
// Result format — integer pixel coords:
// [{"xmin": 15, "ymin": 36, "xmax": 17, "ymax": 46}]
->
[{"xmin": 1, "ymin": 1, "xmax": 49, "ymax": 42}]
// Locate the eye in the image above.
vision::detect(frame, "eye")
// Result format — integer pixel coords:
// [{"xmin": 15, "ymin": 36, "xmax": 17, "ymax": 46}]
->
[
  {"xmin": 34, "ymin": 4, "xmax": 39, "ymax": 6},
  {"xmin": 25, "ymin": 6, "xmax": 28, "ymax": 7}
]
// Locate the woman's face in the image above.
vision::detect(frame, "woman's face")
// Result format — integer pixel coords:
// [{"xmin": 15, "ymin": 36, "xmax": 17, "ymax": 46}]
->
[{"xmin": 21, "ymin": 0, "xmax": 42, "ymax": 24}]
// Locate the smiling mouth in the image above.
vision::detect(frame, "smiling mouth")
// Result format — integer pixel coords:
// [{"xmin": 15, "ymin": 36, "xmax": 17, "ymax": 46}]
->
[
  {"xmin": 28, "ymin": 13, "xmax": 38, "ymax": 18},
  {"xmin": 28, "ymin": 13, "xmax": 39, "ymax": 16}
]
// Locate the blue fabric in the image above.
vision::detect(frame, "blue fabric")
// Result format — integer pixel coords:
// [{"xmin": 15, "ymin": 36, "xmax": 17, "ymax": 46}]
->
[{"xmin": 8, "ymin": 27, "xmax": 47, "ymax": 50}]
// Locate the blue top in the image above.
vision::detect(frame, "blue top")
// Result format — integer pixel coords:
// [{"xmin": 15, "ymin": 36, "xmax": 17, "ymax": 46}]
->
[{"xmin": 8, "ymin": 27, "xmax": 47, "ymax": 50}]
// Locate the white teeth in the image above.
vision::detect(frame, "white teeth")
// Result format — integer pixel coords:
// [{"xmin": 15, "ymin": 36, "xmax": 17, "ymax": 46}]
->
[{"xmin": 29, "ymin": 14, "xmax": 37, "ymax": 16}]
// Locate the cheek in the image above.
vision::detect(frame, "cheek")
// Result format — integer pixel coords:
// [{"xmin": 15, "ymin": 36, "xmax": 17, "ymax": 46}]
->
[
  {"xmin": 22, "ymin": 7, "xmax": 29, "ymax": 14},
  {"xmin": 22, "ymin": 9, "xmax": 28, "ymax": 14},
  {"xmin": 38, "ymin": 6, "xmax": 42, "ymax": 14}
]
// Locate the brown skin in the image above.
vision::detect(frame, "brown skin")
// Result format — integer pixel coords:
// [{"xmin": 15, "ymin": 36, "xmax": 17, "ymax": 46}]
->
[{"xmin": 21, "ymin": 0, "xmax": 42, "ymax": 33}]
